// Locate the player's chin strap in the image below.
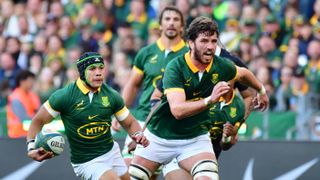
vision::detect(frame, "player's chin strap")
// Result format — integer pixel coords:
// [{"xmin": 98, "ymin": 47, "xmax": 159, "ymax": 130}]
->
[
  {"xmin": 191, "ymin": 159, "xmax": 219, "ymax": 180},
  {"xmin": 127, "ymin": 101, "xmax": 161, "ymax": 153}
]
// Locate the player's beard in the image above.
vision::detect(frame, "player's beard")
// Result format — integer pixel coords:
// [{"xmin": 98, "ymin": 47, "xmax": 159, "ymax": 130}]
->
[
  {"xmin": 193, "ymin": 44, "xmax": 212, "ymax": 64},
  {"xmin": 165, "ymin": 29, "xmax": 178, "ymax": 39}
]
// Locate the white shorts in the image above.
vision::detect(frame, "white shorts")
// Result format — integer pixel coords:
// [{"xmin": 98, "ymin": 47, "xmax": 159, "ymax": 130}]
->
[
  {"xmin": 162, "ymin": 158, "xmax": 180, "ymax": 177},
  {"xmin": 134, "ymin": 128, "xmax": 214, "ymax": 165},
  {"xmin": 72, "ymin": 142, "xmax": 127, "ymax": 180}
]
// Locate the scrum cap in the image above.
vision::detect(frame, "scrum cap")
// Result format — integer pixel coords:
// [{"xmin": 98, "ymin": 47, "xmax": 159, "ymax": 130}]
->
[{"xmin": 76, "ymin": 52, "xmax": 104, "ymax": 86}]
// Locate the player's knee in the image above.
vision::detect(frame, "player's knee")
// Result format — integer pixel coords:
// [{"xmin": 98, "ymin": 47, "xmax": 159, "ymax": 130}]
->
[
  {"xmin": 129, "ymin": 163, "xmax": 151, "ymax": 180},
  {"xmin": 191, "ymin": 159, "xmax": 219, "ymax": 180}
]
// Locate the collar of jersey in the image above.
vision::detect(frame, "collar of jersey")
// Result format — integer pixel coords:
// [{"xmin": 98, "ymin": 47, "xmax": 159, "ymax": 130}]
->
[
  {"xmin": 76, "ymin": 78, "xmax": 101, "ymax": 94},
  {"xmin": 156, "ymin": 39, "xmax": 186, "ymax": 52},
  {"xmin": 219, "ymin": 90, "xmax": 235, "ymax": 104},
  {"xmin": 127, "ymin": 13, "xmax": 147, "ymax": 23},
  {"xmin": 185, "ymin": 52, "xmax": 213, "ymax": 73}
]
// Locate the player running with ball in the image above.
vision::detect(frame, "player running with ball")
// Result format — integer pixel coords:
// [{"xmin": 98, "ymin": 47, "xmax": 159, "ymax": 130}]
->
[{"xmin": 27, "ymin": 52, "xmax": 149, "ymax": 180}]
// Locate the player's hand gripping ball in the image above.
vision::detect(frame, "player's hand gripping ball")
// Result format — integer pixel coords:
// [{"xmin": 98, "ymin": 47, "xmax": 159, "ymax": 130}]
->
[{"xmin": 35, "ymin": 129, "xmax": 66, "ymax": 156}]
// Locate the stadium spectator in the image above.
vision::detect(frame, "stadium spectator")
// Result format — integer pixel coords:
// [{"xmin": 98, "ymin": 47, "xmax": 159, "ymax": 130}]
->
[
  {"xmin": 274, "ymin": 66, "xmax": 294, "ymax": 111},
  {"xmin": 7, "ymin": 70, "xmax": 40, "ymax": 138},
  {"xmin": 0, "ymin": 52, "xmax": 21, "ymax": 89},
  {"xmin": 35, "ymin": 67, "xmax": 57, "ymax": 103}
]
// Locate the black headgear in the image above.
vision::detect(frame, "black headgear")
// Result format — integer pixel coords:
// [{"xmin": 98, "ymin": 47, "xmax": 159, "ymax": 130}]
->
[{"xmin": 76, "ymin": 52, "xmax": 104, "ymax": 87}]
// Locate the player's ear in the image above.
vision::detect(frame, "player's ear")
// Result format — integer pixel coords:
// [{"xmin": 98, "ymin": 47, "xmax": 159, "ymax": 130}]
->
[{"xmin": 188, "ymin": 40, "xmax": 194, "ymax": 49}]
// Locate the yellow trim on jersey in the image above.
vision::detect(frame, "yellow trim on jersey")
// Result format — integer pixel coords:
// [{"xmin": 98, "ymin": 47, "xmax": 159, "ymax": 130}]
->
[
  {"xmin": 219, "ymin": 90, "xmax": 236, "ymax": 105},
  {"xmin": 164, "ymin": 88, "xmax": 185, "ymax": 94},
  {"xmin": 127, "ymin": 13, "xmax": 147, "ymax": 23},
  {"xmin": 231, "ymin": 68, "xmax": 238, "ymax": 82},
  {"xmin": 77, "ymin": 78, "xmax": 90, "ymax": 94},
  {"xmin": 156, "ymin": 39, "xmax": 165, "ymax": 51},
  {"xmin": 185, "ymin": 52, "xmax": 213, "ymax": 73},
  {"xmin": 133, "ymin": 66, "xmax": 144, "ymax": 75},
  {"xmin": 171, "ymin": 40, "xmax": 186, "ymax": 52},
  {"xmin": 76, "ymin": 78, "xmax": 101, "ymax": 94},
  {"xmin": 115, "ymin": 106, "xmax": 130, "ymax": 121},
  {"xmin": 44, "ymin": 101, "xmax": 60, "ymax": 118},
  {"xmin": 157, "ymin": 39, "xmax": 186, "ymax": 52}
]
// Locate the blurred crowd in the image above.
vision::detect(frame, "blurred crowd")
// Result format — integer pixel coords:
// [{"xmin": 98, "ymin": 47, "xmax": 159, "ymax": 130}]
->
[{"xmin": 0, "ymin": 0, "xmax": 320, "ymax": 121}]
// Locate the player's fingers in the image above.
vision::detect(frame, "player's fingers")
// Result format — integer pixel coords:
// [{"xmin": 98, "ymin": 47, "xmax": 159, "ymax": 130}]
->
[
  {"xmin": 38, "ymin": 148, "xmax": 47, "ymax": 155},
  {"xmin": 139, "ymin": 136, "xmax": 149, "ymax": 147},
  {"xmin": 38, "ymin": 152, "xmax": 53, "ymax": 161}
]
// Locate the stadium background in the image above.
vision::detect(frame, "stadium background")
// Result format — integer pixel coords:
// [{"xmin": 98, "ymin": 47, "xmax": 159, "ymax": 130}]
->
[{"xmin": 0, "ymin": 0, "xmax": 320, "ymax": 179}]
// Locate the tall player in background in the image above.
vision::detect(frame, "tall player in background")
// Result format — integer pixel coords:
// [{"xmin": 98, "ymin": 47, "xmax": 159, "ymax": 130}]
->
[{"xmin": 117, "ymin": 6, "xmax": 189, "ymax": 169}]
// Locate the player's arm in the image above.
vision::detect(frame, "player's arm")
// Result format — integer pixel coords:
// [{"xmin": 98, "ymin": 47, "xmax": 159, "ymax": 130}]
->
[
  {"xmin": 121, "ymin": 67, "xmax": 143, "ymax": 107},
  {"xmin": 166, "ymin": 81, "xmax": 230, "ymax": 120},
  {"xmin": 235, "ymin": 66, "xmax": 269, "ymax": 111},
  {"xmin": 116, "ymin": 107, "xmax": 149, "ymax": 147},
  {"xmin": 220, "ymin": 122, "xmax": 241, "ymax": 151},
  {"xmin": 239, "ymin": 88, "xmax": 255, "ymax": 120},
  {"xmin": 27, "ymin": 104, "xmax": 55, "ymax": 162}
]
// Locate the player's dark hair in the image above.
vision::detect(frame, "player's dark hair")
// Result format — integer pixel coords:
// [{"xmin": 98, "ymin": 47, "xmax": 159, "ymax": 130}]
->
[
  {"xmin": 159, "ymin": 6, "xmax": 184, "ymax": 27},
  {"xmin": 186, "ymin": 16, "xmax": 219, "ymax": 41},
  {"xmin": 15, "ymin": 70, "xmax": 35, "ymax": 87}
]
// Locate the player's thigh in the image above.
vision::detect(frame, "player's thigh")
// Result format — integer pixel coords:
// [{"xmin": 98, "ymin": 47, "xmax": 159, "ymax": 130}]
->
[
  {"xmin": 100, "ymin": 170, "xmax": 122, "ymax": 180},
  {"xmin": 179, "ymin": 153, "xmax": 218, "ymax": 180},
  {"xmin": 120, "ymin": 171, "xmax": 130, "ymax": 180},
  {"xmin": 177, "ymin": 134, "xmax": 217, "ymax": 175},
  {"xmin": 165, "ymin": 169, "xmax": 191, "ymax": 180},
  {"xmin": 72, "ymin": 142, "xmax": 127, "ymax": 179},
  {"xmin": 179, "ymin": 152, "xmax": 216, "ymax": 172},
  {"xmin": 163, "ymin": 158, "xmax": 192, "ymax": 180}
]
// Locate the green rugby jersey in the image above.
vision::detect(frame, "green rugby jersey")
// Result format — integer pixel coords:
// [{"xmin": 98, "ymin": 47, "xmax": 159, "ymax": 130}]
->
[
  {"xmin": 132, "ymin": 39, "xmax": 188, "ymax": 121},
  {"xmin": 44, "ymin": 79, "xmax": 128, "ymax": 164},
  {"xmin": 147, "ymin": 52, "xmax": 237, "ymax": 139},
  {"xmin": 205, "ymin": 93, "xmax": 245, "ymax": 144}
]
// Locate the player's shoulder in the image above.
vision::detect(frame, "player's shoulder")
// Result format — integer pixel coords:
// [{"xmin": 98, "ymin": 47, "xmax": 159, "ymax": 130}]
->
[
  {"xmin": 139, "ymin": 42, "xmax": 158, "ymax": 52},
  {"xmin": 52, "ymin": 81, "xmax": 76, "ymax": 96},
  {"xmin": 220, "ymin": 49, "xmax": 247, "ymax": 68},
  {"xmin": 166, "ymin": 53, "xmax": 186, "ymax": 67},
  {"xmin": 101, "ymin": 83, "xmax": 121, "ymax": 97},
  {"xmin": 214, "ymin": 55, "xmax": 233, "ymax": 65}
]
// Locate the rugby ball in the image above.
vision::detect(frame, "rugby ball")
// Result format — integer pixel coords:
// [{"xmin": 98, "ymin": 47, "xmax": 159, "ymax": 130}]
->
[{"xmin": 35, "ymin": 129, "xmax": 66, "ymax": 155}]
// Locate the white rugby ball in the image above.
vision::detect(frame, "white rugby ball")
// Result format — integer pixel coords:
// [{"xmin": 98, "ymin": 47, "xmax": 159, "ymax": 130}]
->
[{"xmin": 35, "ymin": 129, "xmax": 66, "ymax": 155}]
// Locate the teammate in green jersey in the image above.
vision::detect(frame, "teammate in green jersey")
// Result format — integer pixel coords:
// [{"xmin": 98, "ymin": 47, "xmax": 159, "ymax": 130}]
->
[
  {"xmin": 118, "ymin": 6, "xmax": 189, "ymax": 167},
  {"xmin": 27, "ymin": 52, "xmax": 149, "ymax": 180},
  {"xmin": 129, "ymin": 16, "xmax": 269, "ymax": 180},
  {"xmin": 162, "ymin": 84, "xmax": 247, "ymax": 180}
]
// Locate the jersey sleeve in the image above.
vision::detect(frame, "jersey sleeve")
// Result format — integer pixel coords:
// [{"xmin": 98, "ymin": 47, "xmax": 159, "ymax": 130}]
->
[
  {"xmin": 110, "ymin": 88, "xmax": 129, "ymax": 121},
  {"xmin": 219, "ymin": 57, "xmax": 238, "ymax": 82},
  {"xmin": 163, "ymin": 60, "xmax": 184, "ymax": 94},
  {"xmin": 220, "ymin": 50, "xmax": 249, "ymax": 91},
  {"xmin": 133, "ymin": 47, "xmax": 147, "ymax": 73},
  {"xmin": 46, "ymin": 89, "xmax": 69, "ymax": 113}
]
